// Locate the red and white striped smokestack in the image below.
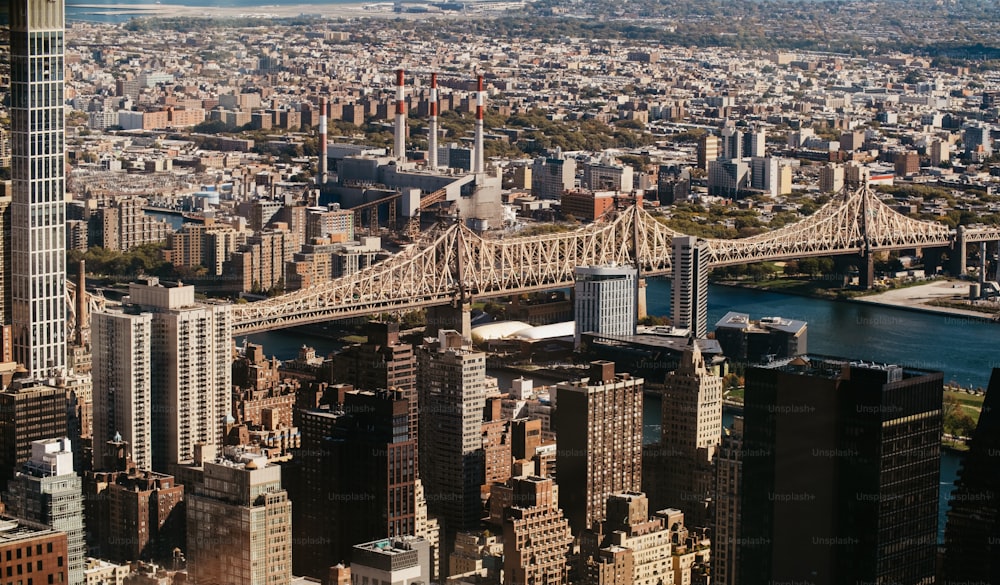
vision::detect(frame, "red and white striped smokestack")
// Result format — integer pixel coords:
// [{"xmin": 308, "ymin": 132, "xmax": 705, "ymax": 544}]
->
[
  {"xmin": 428, "ymin": 73, "xmax": 439, "ymax": 170},
  {"xmin": 395, "ymin": 69, "xmax": 406, "ymax": 163},
  {"xmin": 317, "ymin": 96, "xmax": 328, "ymax": 185},
  {"xmin": 474, "ymin": 74, "xmax": 485, "ymax": 174}
]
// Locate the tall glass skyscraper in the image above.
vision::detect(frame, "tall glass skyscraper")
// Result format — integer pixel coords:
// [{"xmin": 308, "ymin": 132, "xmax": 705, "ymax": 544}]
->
[
  {"xmin": 9, "ymin": 0, "xmax": 68, "ymax": 378},
  {"xmin": 740, "ymin": 357, "xmax": 942, "ymax": 584}
]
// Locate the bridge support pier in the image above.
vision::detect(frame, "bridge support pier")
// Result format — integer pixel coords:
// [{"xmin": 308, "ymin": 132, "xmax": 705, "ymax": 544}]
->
[
  {"xmin": 922, "ymin": 247, "xmax": 945, "ymax": 276},
  {"xmin": 637, "ymin": 278, "xmax": 647, "ymax": 320},
  {"xmin": 426, "ymin": 302, "xmax": 472, "ymax": 342},
  {"xmin": 950, "ymin": 226, "xmax": 967, "ymax": 277},
  {"xmin": 831, "ymin": 256, "xmax": 852, "ymax": 287},
  {"xmin": 995, "ymin": 241, "xmax": 1000, "ymax": 282},
  {"xmin": 979, "ymin": 242, "xmax": 988, "ymax": 291},
  {"xmin": 857, "ymin": 254, "xmax": 875, "ymax": 290}
]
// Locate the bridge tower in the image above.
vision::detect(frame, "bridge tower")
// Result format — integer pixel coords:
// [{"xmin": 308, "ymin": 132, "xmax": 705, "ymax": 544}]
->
[
  {"xmin": 426, "ymin": 219, "xmax": 471, "ymax": 340},
  {"xmin": 979, "ymin": 241, "xmax": 988, "ymax": 296},
  {"xmin": 632, "ymin": 206, "xmax": 647, "ymax": 319},
  {"xmin": 950, "ymin": 225, "xmax": 967, "ymax": 277},
  {"xmin": 856, "ymin": 182, "xmax": 876, "ymax": 289}
]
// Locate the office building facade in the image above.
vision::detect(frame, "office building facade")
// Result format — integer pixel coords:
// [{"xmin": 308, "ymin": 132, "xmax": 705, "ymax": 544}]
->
[
  {"xmin": 574, "ymin": 265, "xmax": 638, "ymax": 350},
  {"xmin": 0, "ymin": 515, "xmax": 69, "ymax": 585},
  {"xmin": 556, "ymin": 361, "xmax": 643, "ymax": 534},
  {"xmin": 706, "ymin": 159, "xmax": 750, "ymax": 197},
  {"xmin": 351, "ymin": 536, "xmax": 431, "ymax": 585},
  {"xmin": 9, "ymin": 0, "xmax": 68, "ymax": 378},
  {"xmin": 713, "ymin": 311, "xmax": 808, "ymax": 363},
  {"xmin": 0, "ymin": 380, "xmax": 67, "ymax": 491},
  {"xmin": 332, "ymin": 321, "xmax": 418, "ymax": 442},
  {"xmin": 91, "ymin": 309, "xmax": 153, "ymax": 471},
  {"xmin": 740, "ymin": 357, "xmax": 942, "ymax": 585},
  {"xmin": 124, "ymin": 279, "xmax": 232, "ymax": 472},
  {"xmin": 417, "ymin": 333, "xmax": 487, "ymax": 537},
  {"xmin": 963, "ymin": 122, "xmax": 993, "ymax": 161},
  {"xmin": 671, "ymin": 236, "xmax": 709, "ymax": 338},
  {"xmin": 532, "ymin": 156, "xmax": 577, "ymax": 200},
  {"xmin": 0, "ymin": 192, "xmax": 9, "ymax": 329},
  {"xmin": 713, "ymin": 417, "xmax": 744, "ymax": 585},
  {"xmin": 84, "ymin": 439, "xmax": 185, "ymax": 565},
  {"xmin": 697, "ymin": 134, "xmax": 719, "ymax": 170},
  {"xmin": 581, "ymin": 158, "xmax": 635, "ymax": 193},
  {"xmin": 819, "ymin": 163, "xmax": 845, "ymax": 193},
  {"xmin": 942, "ymin": 368, "xmax": 1000, "ymax": 583},
  {"xmin": 187, "ymin": 457, "xmax": 292, "ymax": 585},
  {"xmin": 502, "ymin": 476, "xmax": 572, "ymax": 585},
  {"xmin": 655, "ymin": 344, "xmax": 723, "ymax": 528},
  {"xmin": 292, "ymin": 390, "xmax": 418, "ymax": 580},
  {"xmin": 749, "ymin": 156, "xmax": 780, "ymax": 197},
  {"xmin": 4, "ymin": 439, "xmax": 86, "ymax": 585}
]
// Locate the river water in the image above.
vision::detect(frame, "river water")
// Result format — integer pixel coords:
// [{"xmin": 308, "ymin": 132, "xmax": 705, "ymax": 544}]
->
[{"xmin": 248, "ymin": 277, "xmax": 991, "ymax": 543}]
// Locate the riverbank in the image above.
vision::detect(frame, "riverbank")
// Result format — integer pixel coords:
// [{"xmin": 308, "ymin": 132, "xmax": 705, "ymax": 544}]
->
[
  {"xmin": 69, "ymin": 2, "xmax": 485, "ymax": 21},
  {"xmin": 852, "ymin": 279, "xmax": 999, "ymax": 323},
  {"xmin": 712, "ymin": 277, "xmax": 862, "ymax": 301}
]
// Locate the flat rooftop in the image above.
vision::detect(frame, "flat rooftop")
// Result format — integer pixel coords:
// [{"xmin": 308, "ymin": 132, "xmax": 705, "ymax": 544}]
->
[
  {"xmin": 715, "ymin": 311, "xmax": 807, "ymax": 335},
  {"xmin": 756, "ymin": 354, "xmax": 939, "ymax": 381},
  {"xmin": 0, "ymin": 516, "xmax": 60, "ymax": 544}
]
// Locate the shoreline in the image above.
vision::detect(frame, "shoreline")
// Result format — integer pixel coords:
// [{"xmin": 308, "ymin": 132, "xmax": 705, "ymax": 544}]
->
[
  {"xmin": 713, "ymin": 278, "xmax": 999, "ymax": 324},
  {"xmin": 66, "ymin": 1, "xmax": 499, "ymax": 21}
]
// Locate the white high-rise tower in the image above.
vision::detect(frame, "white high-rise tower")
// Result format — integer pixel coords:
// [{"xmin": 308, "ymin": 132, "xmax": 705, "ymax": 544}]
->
[
  {"xmin": 91, "ymin": 309, "xmax": 154, "ymax": 471},
  {"xmin": 9, "ymin": 0, "xmax": 68, "ymax": 378},
  {"xmin": 573, "ymin": 265, "xmax": 638, "ymax": 349},
  {"xmin": 124, "ymin": 279, "xmax": 232, "ymax": 472},
  {"xmin": 672, "ymin": 236, "xmax": 709, "ymax": 338}
]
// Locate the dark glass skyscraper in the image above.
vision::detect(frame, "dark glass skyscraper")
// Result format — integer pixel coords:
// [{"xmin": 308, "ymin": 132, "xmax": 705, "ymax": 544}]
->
[
  {"xmin": 9, "ymin": 0, "xmax": 68, "ymax": 378},
  {"xmin": 942, "ymin": 368, "xmax": 1000, "ymax": 584},
  {"xmin": 740, "ymin": 356, "xmax": 941, "ymax": 585},
  {"xmin": 292, "ymin": 389, "xmax": 418, "ymax": 580}
]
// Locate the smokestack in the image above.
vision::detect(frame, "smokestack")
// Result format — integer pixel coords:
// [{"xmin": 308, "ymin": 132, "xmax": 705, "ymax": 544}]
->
[
  {"xmin": 76, "ymin": 260, "xmax": 86, "ymax": 347},
  {"xmin": 428, "ymin": 73, "xmax": 439, "ymax": 170},
  {"xmin": 474, "ymin": 75, "xmax": 485, "ymax": 174},
  {"xmin": 395, "ymin": 69, "xmax": 406, "ymax": 164},
  {"xmin": 317, "ymin": 96, "xmax": 328, "ymax": 185}
]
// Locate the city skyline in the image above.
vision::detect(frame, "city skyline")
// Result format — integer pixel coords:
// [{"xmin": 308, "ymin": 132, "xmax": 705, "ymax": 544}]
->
[{"xmin": 1, "ymin": 0, "xmax": 1000, "ymax": 583}]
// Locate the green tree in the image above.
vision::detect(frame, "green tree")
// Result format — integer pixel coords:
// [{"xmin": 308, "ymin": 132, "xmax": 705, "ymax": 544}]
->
[{"xmin": 799, "ymin": 258, "xmax": 820, "ymax": 276}]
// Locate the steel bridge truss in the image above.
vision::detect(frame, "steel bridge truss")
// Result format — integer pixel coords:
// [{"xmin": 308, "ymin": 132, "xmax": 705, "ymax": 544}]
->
[
  {"xmin": 702, "ymin": 184, "xmax": 954, "ymax": 266},
  {"xmin": 231, "ymin": 184, "xmax": 1000, "ymax": 334}
]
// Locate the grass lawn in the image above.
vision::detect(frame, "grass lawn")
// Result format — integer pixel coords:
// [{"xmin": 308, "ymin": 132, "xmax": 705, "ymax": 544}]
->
[
  {"xmin": 945, "ymin": 389, "xmax": 985, "ymax": 409},
  {"xmin": 944, "ymin": 390, "xmax": 984, "ymax": 441}
]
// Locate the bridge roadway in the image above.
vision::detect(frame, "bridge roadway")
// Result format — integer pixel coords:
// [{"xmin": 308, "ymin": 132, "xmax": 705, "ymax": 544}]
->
[{"xmin": 230, "ymin": 184, "xmax": 1000, "ymax": 335}]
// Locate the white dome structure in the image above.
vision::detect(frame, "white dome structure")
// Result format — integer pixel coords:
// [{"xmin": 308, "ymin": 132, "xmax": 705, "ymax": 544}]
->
[
  {"xmin": 471, "ymin": 320, "xmax": 532, "ymax": 344},
  {"xmin": 512, "ymin": 321, "xmax": 576, "ymax": 341}
]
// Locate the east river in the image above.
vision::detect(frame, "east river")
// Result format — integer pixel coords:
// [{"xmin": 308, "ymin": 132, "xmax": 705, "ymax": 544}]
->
[{"xmin": 248, "ymin": 278, "xmax": 996, "ymax": 543}]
